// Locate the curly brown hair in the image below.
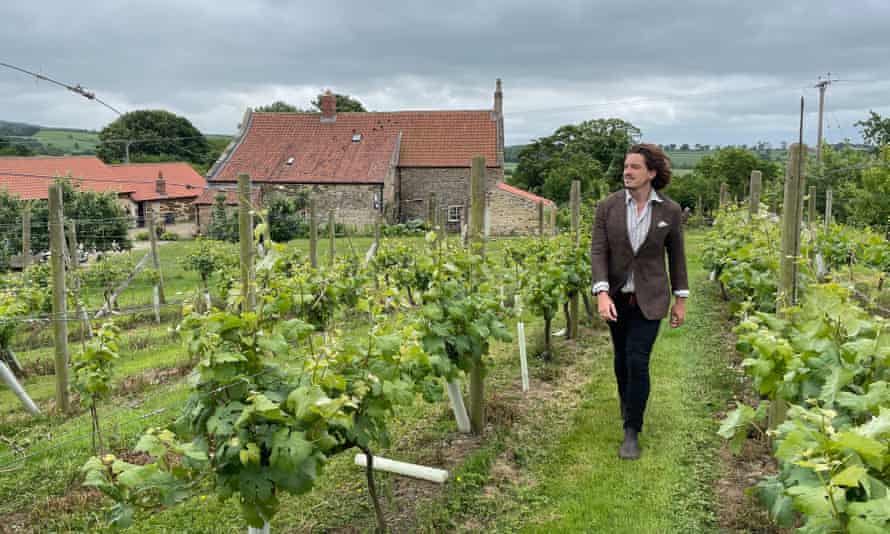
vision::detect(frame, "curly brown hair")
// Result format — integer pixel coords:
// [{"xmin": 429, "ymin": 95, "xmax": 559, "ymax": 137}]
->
[{"xmin": 627, "ymin": 143, "xmax": 672, "ymax": 190}]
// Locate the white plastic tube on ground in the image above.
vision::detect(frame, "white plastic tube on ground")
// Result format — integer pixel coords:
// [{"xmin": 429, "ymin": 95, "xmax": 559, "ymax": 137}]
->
[
  {"xmin": 153, "ymin": 286, "xmax": 161, "ymax": 323},
  {"xmin": 446, "ymin": 379, "xmax": 471, "ymax": 433},
  {"xmin": 247, "ymin": 521, "xmax": 269, "ymax": 534},
  {"xmin": 354, "ymin": 454, "xmax": 449, "ymax": 484},
  {"xmin": 0, "ymin": 361, "xmax": 39, "ymax": 415},
  {"xmin": 518, "ymin": 321, "xmax": 529, "ymax": 392}
]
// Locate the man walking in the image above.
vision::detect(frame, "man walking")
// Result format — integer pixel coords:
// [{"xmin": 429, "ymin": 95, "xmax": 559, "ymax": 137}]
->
[{"xmin": 590, "ymin": 143, "xmax": 688, "ymax": 460}]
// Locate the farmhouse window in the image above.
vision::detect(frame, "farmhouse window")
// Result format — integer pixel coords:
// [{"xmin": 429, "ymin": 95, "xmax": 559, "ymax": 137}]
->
[{"xmin": 447, "ymin": 205, "xmax": 462, "ymax": 223}]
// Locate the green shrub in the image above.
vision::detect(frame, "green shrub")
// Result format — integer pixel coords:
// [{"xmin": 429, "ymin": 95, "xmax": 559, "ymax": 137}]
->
[
  {"xmin": 159, "ymin": 231, "xmax": 179, "ymax": 241},
  {"xmin": 135, "ymin": 231, "xmax": 150, "ymax": 241}
]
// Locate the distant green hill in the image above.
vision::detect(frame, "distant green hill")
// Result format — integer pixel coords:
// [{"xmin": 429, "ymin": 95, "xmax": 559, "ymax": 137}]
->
[{"xmin": 33, "ymin": 128, "xmax": 99, "ymax": 154}]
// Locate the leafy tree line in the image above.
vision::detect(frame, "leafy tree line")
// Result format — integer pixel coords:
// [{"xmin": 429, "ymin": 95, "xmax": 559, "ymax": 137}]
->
[
  {"xmin": 508, "ymin": 109, "xmax": 890, "ymax": 232},
  {"xmin": 508, "ymin": 118, "xmax": 637, "ymax": 203},
  {"xmin": 0, "ymin": 120, "xmax": 40, "ymax": 137},
  {"xmin": 206, "ymin": 191, "xmax": 310, "ymax": 243},
  {"xmin": 254, "ymin": 92, "xmax": 367, "ymax": 113},
  {"xmin": 0, "ymin": 180, "xmax": 131, "ymax": 270}
]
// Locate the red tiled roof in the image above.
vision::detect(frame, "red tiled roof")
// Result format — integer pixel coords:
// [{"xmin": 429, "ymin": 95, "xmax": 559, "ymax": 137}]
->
[
  {"xmin": 211, "ymin": 110, "xmax": 499, "ymax": 183},
  {"xmin": 496, "ymin": 182, "xmax": 555, "ymax": 206},
  {"xmin": 0, "ymin": 157, "xmax": 206, "ymax": 202},
  {"xmin": 0, "ymin": 156, "xmax": 134, "ymax": 200},
  {"xmin": 107, "ymin": 162, "xmax": 205, "ymax": 201},
  {"xmin": 194, "ymin": 188, "xmax": 261, "ymax": 206}
]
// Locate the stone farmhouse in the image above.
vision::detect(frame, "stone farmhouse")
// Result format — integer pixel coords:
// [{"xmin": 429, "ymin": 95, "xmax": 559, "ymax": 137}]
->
[{"xmin": 205, "ymin": 80, "xmax": 554, "ymax": 235}]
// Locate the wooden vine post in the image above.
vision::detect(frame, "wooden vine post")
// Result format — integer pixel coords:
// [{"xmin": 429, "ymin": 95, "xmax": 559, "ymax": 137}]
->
[
  {"xmin": 238, "ymin": 174, "xmax": 255, "ymax": 314},
  {"xmin": 719, "ymin": 182, "xmax": 729, "ymax": 208},
  {"xmin": 67, "ymin": 220, "xmax": 93, "ymax": 335},
  {"xmin": 749, "ymin": 170, "xmax": 762, "ymax": 218},
  {"xmin": 468, "ymin": 154, "xmax": 486, "ymax": 435},
  {"xmin": 824, "ymin": 188, "xmax": 833, "ymax": 229},
  {"xmin": 537, "ymin": 200, "xmax": 544, "ymax": 238},
  {"xmin": 309, "ymin": 197, "xmax": 318, "ymax": 268},
  {"xmin": 147, "ymin": 209, "xmax": 167, "ymax": 323},
  {"xmin": 328, "ymin": 209, "xmax": 335, "ymax": 266},
  {"xmin": 49, "ymin": 183, "xmax": 70, "ymax": 413},
  {"xmin": 428, "ymin": 192, "xmax": 437, "ymax": 226},
  {"xmin": 807, "ymin": 185, "xmax": 816, "ymax": 228},
  {"xmin": 21, "ymin": 201, "xmax": 31, "ymax": 271},
  {"xmin": 568, "ymin": 179, "xmax": 581, "ymax": 339},
  {"xmin": 773, "ymin": 142, "xmax": 807, "ymax": 429}
]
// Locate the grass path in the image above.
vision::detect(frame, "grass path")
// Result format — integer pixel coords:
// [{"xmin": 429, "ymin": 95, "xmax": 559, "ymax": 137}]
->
[{"xmin": 487, "ymin": 232, "xmax": 736, "ymax": 533}]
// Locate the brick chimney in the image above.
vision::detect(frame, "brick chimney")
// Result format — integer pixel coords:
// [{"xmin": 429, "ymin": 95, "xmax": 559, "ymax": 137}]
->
[
  {"xmin": 494, "ymin": 78, "xmax": 503, "ymax": 115},
  {"xmin": 155, "ymin": 171, "xmax": 166, "ymax": 195},
  {"xmin": 320, "ymin": 89, "xmax": 336, "ymax": 122},
  {"xmin": 494, "ymin": 79, "xmax": 504, "ymax": 169}
]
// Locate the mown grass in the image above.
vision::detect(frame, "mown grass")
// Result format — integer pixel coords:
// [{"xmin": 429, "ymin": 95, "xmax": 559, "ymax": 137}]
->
[
  {"xmin": 497, "ymin": 233, "xmax": 733, "ymax": 533},
  {"xmin": 399, "ymin": 231, "xmax": 738, "ymax": 533}
]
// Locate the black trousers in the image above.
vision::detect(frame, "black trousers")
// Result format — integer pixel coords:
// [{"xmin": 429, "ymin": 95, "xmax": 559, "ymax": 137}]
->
[{"xmin": 607, "ymin": 293, "xmax": 662, "ymax": 433}]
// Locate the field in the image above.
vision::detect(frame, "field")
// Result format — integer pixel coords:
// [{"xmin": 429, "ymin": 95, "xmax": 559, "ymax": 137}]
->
[
  {"xmin": 665, "ymin": 150, "xmax": 712, "ymax": 169},
  {"xmin": 32, "ymin": 129, "xmax": 100, "ymax": 154}
]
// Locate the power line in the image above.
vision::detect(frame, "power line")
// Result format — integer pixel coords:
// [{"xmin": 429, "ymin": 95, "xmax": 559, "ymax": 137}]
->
[
  {"xmin": 0, "ymin": 60, "xmax": 123, "ymax": 116},
  {"xmin": 0, "ymin": 171, "xmax": 203, "ymax": 190}
]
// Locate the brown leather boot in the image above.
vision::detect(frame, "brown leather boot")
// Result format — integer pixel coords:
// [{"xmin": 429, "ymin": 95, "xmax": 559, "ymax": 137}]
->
[{"xmin": 619, "ymin": 428, "xmax": 641, "ymax": 460}]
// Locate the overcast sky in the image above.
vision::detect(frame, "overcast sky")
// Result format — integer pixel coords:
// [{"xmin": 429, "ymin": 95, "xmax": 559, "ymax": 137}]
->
[{"xmin": 2, "ymin": 0, "xmax": 889, "ymax": 147}]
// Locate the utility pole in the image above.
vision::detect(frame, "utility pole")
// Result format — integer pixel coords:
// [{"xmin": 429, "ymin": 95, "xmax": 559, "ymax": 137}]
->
[{"xmin": 815, "ymin": 74, "xmax": 833, "ymax": 165}]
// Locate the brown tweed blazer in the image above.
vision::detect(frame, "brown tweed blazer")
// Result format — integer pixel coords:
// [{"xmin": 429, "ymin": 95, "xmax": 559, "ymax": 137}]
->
[{"xmin": 590, "ymin": 190, "xmax": 689, "ymax": 320}]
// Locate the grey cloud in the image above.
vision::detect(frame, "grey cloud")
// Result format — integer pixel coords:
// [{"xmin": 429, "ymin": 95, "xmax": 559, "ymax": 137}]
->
[{"xmin": 1, "ymin": 0, "xmax": 888, "ymax": 146}]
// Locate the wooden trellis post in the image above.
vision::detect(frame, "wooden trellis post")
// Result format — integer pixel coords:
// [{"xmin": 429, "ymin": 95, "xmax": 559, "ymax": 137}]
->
[
  {"xmin": 309, "ymin": 198, "xmax": 318, "ymax": 268},
  {"xmin": 238, "ymin": 174, "xmax": 255, "ymax": 313},
  {"xmin": 568, "ymin": 179, "xmax": 581, "ymax": 339},
  {"xmin": 468, "ymin": 154, "xmax": 486, "ymax": 435},
  {"xmin": 49, "ymin": 183, "xmax": 70, "ymax": 413},
  {"xmin": 749, "ymin": 170, "xmax": 762, "ymax": 217}
]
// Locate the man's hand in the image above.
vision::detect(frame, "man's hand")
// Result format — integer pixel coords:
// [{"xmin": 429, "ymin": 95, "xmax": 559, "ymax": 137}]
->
[
  {"xmin": 597, "ymin": 292, "xmax": 617, "ymax": 322},
  {"xmin": 670, "ymin": 298, "xmax": 686, "ymax": 328}
]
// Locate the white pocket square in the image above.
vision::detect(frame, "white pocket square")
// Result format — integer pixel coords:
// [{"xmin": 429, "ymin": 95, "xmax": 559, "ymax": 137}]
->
[{"xmin": 657, "ymin": 220, "xmax": 669, "ymax": 228}]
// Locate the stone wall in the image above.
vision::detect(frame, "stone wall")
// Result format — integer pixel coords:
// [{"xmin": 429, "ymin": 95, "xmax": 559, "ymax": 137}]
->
[
  {"xmin": 488, "ymin": 187, "xmax": 556, "ymax": 236},
  {"xmin": 398, "ymin": 167, "xmax": 503, "ymax": 227},
  {"xmin": 195, "ymin": 204, "xmax": 237, "ymax": 234},
  {"xmin": 147, "ymin": 197, "xmax": 198, "ymax": 223},
  {"xmin": 259, "ymin": 183, "xmax": 383, "ymax": 227}
]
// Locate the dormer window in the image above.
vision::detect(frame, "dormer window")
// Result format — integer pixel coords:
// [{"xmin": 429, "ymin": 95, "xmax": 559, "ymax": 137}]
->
[
  {"xmin": 286, "ymin": 157, "xmax": 295, "ymax": 165},
  {"xmin": 352, "ymin": 134, "xmax": 362, "ymax": 143}
]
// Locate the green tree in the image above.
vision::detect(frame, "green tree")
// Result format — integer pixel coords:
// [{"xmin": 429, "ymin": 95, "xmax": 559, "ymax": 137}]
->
[
  {"xmin": 540, "ymin": 152, "xmax": 604, "ymax": 204},
  {"xmin": 681, "ymin": 147, "xmax": 779, "ymax": 211},
  {"xmin": 511, "ymin": 118, "xmax": 637, "ymax": 202},
  {"xmin": 255, "ymin": 101, "xmax": 302, "ymax": 113},
  {"xmin": 310, "ymin": 93, "xmax": 366, "ymax": 112},
  {"xmin": 266, "ymin": 192, "xmax": 308, "ymax": 242},
  {"xmin": 855, "ymin": 110, "xmax": 890, "ymax": 147},
  {"xmin": 208, "ymin": 192, "xmax": 237, "ymax": 242},
  {"xmin": 815, "ymin": 143, "xmax": 872, "ymax": 223},
  {"xmin": 96, "ymin": 110, "xmax": 211, "ymax": 165},
  {"xmin": 847, "ymin": 146, "xmax": 890, "ymax": 231},
  {"xmin": 0, "ymin": 180, "xmax": 131, "ymax": 266}
]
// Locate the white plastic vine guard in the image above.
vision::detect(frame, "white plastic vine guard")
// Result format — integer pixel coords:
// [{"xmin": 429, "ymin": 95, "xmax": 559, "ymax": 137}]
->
[{"xmin": 354, "ymin": 454, "xmax": 449, "ymax": 484}]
